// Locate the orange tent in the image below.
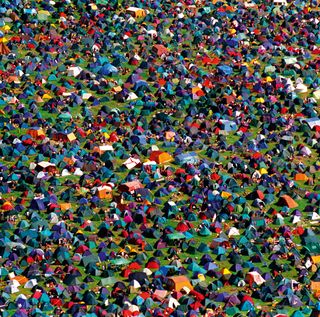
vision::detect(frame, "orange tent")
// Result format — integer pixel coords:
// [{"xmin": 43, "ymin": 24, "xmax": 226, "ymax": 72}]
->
[
  {"xmin": 60, "ymin": 203, "xmax": 72, "ymax": 211},
  {"xmin": 13, "ymin": 276, "xmax": 28, "ymax": 285},
  {"xmin": 152, "ymin": 44, "xmax": 168, "ymax": 57},
  {"xmin": 165, "ymin": 131, "xmax": 175, "ymax": 140},
  {"xmin": 191, "ymin": 87, "xmax": 205, "ymax": 97},
  {"xmin": 158, "ymin": 78, "xmax": 166, "ymax": 86},
  {"xmin": 0, "ymin": 42, "xmax": 10, "ymax": 55},
  {"xmin": 28, "ymin": 128, "xmax": 45, "ymax": 140},
  {"xmin": 310, "ymin": 281, "xmax": 320, "ymax": 297},
  {"xmin": 278, "ymin": 195, "xmax": 298, "ymax": 208},
  {"xmin": 294, "ymin": 173, "xmax": 309, "ymax": 181},
  {"xmin": 126, "ymin": 7, "xmax": 146, "ymax": 18},
  {"xmin": 167, "ymin": 276, "xmax": 193, "ymax": 292},
  {"xmin": 150, "ymin": 151, "xmax": 173, "ymax": 164},
  {"xmin": 97, "ymin": 186, "xmax": 112, "ymax": 199}
]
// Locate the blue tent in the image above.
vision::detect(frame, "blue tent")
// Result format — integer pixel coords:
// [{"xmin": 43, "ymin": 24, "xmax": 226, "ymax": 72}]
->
[
  {"xmin": 220, "ymin": 120, "xmax": 237, "ymax": 132},
  {"xmin": 217, "ymin": 65, "xmax": 233, "ymax": 76},
  {"xmin": 98, "ymin": 64, "xmax": 118, "ymax": 76},
  {"xmin": 175, "ymin": 152, "xmax": 199, "ymax": 165}
]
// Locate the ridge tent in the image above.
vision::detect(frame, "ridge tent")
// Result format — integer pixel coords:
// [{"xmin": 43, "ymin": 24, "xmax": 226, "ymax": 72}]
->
[
  {"xmin": 126, "ymin": 7, "xmax": 146, "ymax": 18},
  {"xmin": 175, "ymin": 152, "xmax": 199, "ymax": 165},
  {"xmin": 149, "ymin": 151, "xmax": 173, "ymax": 164},
  {"xmin": 167, "ymin": 276, "xmax": 193, "ymax": 292},
  {"xmin": 118, "ymin": 180, "xmax": 144, "ymax": 193}
]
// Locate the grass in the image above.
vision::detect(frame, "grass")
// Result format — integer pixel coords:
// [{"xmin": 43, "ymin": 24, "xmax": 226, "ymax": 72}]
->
[{"xmin": 0, "ymin": 1, "xmax": 319, "ymax": 315}]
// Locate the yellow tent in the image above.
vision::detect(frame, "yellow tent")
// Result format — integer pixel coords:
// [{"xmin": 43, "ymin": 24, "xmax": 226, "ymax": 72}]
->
[
  {"xmin": 60, "ymin": 203, "xmax": 72, "ymax": 211},
  {"xmin": 42, "ymin": 93, "xmax": 52, "ymax": 100},
  {"xmin": 67, "ymin": 133, "xmax": 77, "ymax": 142},
  {"xmin": 1, "ymin": 26, "xmax": 10, "ymax": 32},
  {"xmin": 89, "ymin": 3, "xmax": 98, "ymax": 10},
  {"xmin": 221, "ymin": 191, "xmax": 232, "ymax": 199},
  {"xmin": 311, "ymin": 255, "xmax": 320, "ymax": 264},
  {"xmin": 221, "ymin": 268, "xmax": 231, "ymax": 275},
  {"xmin": 198, "ymin": 274, "xmax": 205, "ymax": 281},
  {"xmin": 259, "ymin": 168, "xmax": 268, "ymax": 175}
]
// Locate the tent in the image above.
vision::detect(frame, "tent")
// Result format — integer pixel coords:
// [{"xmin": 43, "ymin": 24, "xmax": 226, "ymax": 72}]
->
[
  {"xmin": 126, "ymin": 7, "xmax": 146, "ymax": 18},
  {"xmin": 96, "ymin": 185, "xmax": 113, "ymax": 199},
  {"xmin": 310, "ymin": 281, "xmax": 320, "ymax": 297},
  {"xmin": 220, "ymin": 120, "xmax": 237, "ymax": 132},
  {"xmin": 27, "ymin": 128, "xmax": 45, "ymax": 140},
  {"xmin": 150, "ymin": 151, "xmax": 173, "ymax": 164},
  {"xmin": 0, "ymin": 41, "xmax": 10, "ymax": 55},
  {"xmin": 167, "ymin": 276, "xmax": 193, "ymax": 292},
  {"xmin": 123, "ymin": 157, "xmax": 141, "ymax": 170},
  {"xmin": 175, "ymin": 152, "xmax": 199, "ymax": 165},
  {"xmin": 278, "ymin": 195, "xmax": 298, "ymax": 208},
  {"xmin": 152, "ymin": 45, "xmax": 169, "ymax": 57},
  {"xmin": 245, "ymin": 272, "xmax": 265, "ymax": 287},
  {"xmin": 273, "ymin": 0, "xmax": 288, "ymax": 5},
  {"xmin": 118, "ymin": 180, "xmax": 144, "ymax": 193},
  {"xmin": 294, "ymin": 174, "xmax": 308, "ymax": 181},
  {"xmin": 67, "ymin": 66, "xmax": 83, "ymax": 77}
]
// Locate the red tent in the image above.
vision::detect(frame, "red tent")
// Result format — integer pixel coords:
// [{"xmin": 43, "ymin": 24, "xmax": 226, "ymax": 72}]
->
[
  {"xmin": 152, "ymin": 44, "xmax": 168, "ymax": 56},
  {"xmin": 176, "ymin": 221, "xmax": 192, "ymax": 232}
]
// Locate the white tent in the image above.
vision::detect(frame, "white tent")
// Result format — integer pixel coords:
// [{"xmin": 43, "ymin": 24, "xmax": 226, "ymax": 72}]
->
[
  {"xmin": 24, "ymin": 279, "xmax": 38, "ymax": 289},
  {"xmin": 143, "ymin": 268, "xmax": 153, "ymax": 276},
  {"xmin": 129, "ymin": 280, "xmax": 141, "ymax": 289},
  {"xmin": 295, "ymin": 83, "xmax": 308, "ymax": 93},
  {"xmin": 313, "ymin": 90, "xmax": 320, "ymax": 100},
  {"xmin": 168, "ymin": 297, "xmax": 180, "ymax": 309},
  {"xmin": 310, "ymin": 212, "xmax": 320, "ymax": 220},
  {"xmin": 37, "ymin": 161, "xmax": 56, "ymax": 169},
  {"xmin": 147, "ymin": 30, "xmax": 157, "ymax": 37},
  {"xmin": 61, "ymin": 169, "xmax": 71, "ymax": 176},
  {"xmin": 74, "ymin": 168, "xmax": 83, "ymax": 176},
  {"xmin": 227, "ymin": 227, "xmax": 240, "ymax": 237},
  {"xmin": 5, "ymin": 285, "xmax": 19, "ymax": 294},
  {"xmin": 291, "ymin": 215, "xmax": 301, "ymax": 224},
  {"xmin": 274, "ymin": 0, "xmax": 288, "ymax": 6},
  {"xmin": 99, "ymin": 145, "xmax": 114, "ymax": 152},
  {"xmin": 123, "ymin": 157, "xmax": 141, "ymax": 170},
  {"xmin": 67, "ymin": 66, "xmax": 83, "ymax": 77},
  {"xmin": 126, "ymin": 92, "xmax": 138, "ymax": 101}
]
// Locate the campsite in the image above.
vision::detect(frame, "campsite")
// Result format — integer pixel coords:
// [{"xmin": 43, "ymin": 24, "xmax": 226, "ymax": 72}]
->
[{"xmin": 0, "ymin": 0, "xmax": 319, "ymax": 316}]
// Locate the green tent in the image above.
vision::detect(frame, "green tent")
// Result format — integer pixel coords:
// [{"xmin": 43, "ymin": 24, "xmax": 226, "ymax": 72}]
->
[
  {"xmin": 99, "ymin": 276, "xmax": 118, "ymax": 286},
  {"xmin": 166, "ymin": 232, "xmax": 186, "ymax": 245},
  {"xmin": 110, "ymin": 257, "xmax": 131, "ymax": 266}
]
